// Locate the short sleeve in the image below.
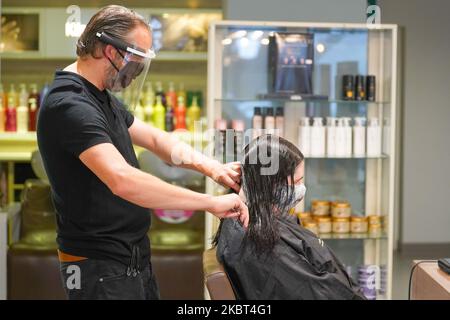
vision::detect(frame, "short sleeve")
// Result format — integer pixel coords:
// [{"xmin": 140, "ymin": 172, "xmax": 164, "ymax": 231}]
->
[{"xmin": 57, "ymin": 99, "xmax": 113, "ymax": 157}]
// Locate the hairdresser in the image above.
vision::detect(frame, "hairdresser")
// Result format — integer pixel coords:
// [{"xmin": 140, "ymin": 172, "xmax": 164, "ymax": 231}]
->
[{"xmin": 36, "ymin": 5, "xmax": 248, "ymax": 300}]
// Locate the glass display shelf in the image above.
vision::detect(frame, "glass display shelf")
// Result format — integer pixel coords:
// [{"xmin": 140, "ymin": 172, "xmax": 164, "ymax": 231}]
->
[
  {"xmin": 319, "ymin": 232, "xmax": 388, "ymax": 240},
  {"xmin": 214, "ymin": 98, "xmax": 390, "ymax": 105},
  {"xmin": 305, "ymin": 154, "xmax": 388, "ymax": 159}
]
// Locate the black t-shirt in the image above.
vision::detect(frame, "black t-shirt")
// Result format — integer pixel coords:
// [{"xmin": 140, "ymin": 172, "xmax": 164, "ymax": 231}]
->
[{"xmin": 37, "ymin": 70, "xmax": 151, "ymax": 266}]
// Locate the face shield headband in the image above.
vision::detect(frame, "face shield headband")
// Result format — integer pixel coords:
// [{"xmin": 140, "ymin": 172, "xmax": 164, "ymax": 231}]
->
[{"xmin": 95, "ymin": 31, "xmax": 156, "ymax": 110}]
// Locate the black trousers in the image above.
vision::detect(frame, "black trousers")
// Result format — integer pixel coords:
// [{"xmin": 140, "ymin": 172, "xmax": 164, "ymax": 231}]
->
[{"xmin": 60, "ymin": 258, "xmax": 160, "ymax": 300}]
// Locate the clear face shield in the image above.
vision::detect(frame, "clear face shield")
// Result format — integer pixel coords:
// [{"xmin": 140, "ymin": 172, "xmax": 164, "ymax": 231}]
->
[{"xmin": 96, "ymin": 31, "xmax": 156, "ymax": 110}]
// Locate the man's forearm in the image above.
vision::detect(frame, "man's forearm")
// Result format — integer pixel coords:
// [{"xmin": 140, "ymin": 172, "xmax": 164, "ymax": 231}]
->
[
  {"xmin": 131, "ymin": 120, "xmax": 215, "ymax": 177},
  {"xmin": 114, "ymin": 164, "xmax": 215, "ymax": 211}
]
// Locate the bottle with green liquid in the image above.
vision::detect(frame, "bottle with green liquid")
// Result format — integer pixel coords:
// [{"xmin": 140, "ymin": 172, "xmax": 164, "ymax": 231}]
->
[
  {"xmin": 186, "ymin": 95, "xmax": 201, "ymax": 132},
  {"xmin": 143, "ymin": 82, "xmax": 154, "ymax": 125},
  {"xmin": 152, "ymin": 95, "xmax": 166, "ymax": 130}
]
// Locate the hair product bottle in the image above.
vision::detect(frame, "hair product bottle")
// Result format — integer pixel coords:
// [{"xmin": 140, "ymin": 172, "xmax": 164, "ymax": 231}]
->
[
  {"xmin": 275, "ymin": 107, "xmax": 284, "ymax": 137},
  {"xmin": 186, "ymin": 95, "xmax": 201, "ymax": 132},
  {"xmin": 335, "ymin": 118, "xmax": 346, "ymax": 157},
  {"xmin": 214, "ymin": 119, "xmax": 227, "ymax": 163},
  {"xmin": 0, "ymin": 84, "xmax": 5, "ymax": 132},
  {"xmin": 252, "ymin": 107, "xmax": 263, "ymax": 139},
  {"xmin": 165, "ymin": 98, "xmax": 174, "ymax": 132},
  {"xmin": 5, "ymin": 85, "xmax": 17, "ymax": 132},
  {"xmin": 264, "ymin": 108, "xmax": 275, "ymax": 135},
  {"xmin": 342, "ymin": 75, "xmax": 354, "ymax": 100},
  {"xmin": 174, "ymin": 95, "xmax": 187, "ymax": 130},
  {"xmin": 326, "ymin": 117, "xmax": 337, "ymax": 157},
  {"xmin": 366, "ymin": 75, "xmax": 376, "ymax": 102},
  {"xmin": 155, "ymin": 81, "xmax": 166, "ymax": 107},
  {"xmin": 166, "ymin": 81, "xmax": 177, "ymax": 109},
  {"xmin": 355, "ymin": 75, "xmax": 366, "ymax": 101},
  {"xmin": 232, "ymin": 120, "xmax": 245, "ymax": 162},
  {"xmin": 152, "ymin": 95, "xmax": 166, "ymax": 131},
  {"xmin": 343, "ymin": 117, "xmax": 353, "ymax": 157},
  {"xmin": 353, "ymin": 117, "xmax": 366, "ymax": 157},
  {"xmin": 367, "ymin": 118, "xmax": 382, "ymax": 157},
  {"xmin": 28, "ymin": 83, "xmax": 40, "ymax": 131},
  {"xmin": 311, "ymin": 117, "xmax": 325, "ymax": 157},
  {"xmin": 143, "ymin": 82, "xmax": 154, "ymax": 125},
  {"xmin": 298, "ymin": 117, "xmax": 311, "ymax": 157}
]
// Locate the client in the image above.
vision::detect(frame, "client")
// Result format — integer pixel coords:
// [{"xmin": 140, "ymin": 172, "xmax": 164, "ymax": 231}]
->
[{"xmin": 213, "ymin": 134, "xmax": 365, "ymax": 300}]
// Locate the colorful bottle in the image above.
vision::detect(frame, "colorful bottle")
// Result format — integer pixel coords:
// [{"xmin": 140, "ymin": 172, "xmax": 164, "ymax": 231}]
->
[
  {"xmin": 143, "ymin": 82, "xmax": 154, "ymax": 124},
  {"xmin": 165, "ymin": 98, "xmax": 174, "ymax": 132},
  {"xmin": 28, "ymin": 84, "xmax": 40, "ymax": 131},
  {"xmin": 152, "ymin": 95, "xmax": 166, "ymax": 130},
  {"xmin": 165, "ymin": 81, "xmax": 177, "ymax": 110},
  {"xmin": 28, "ymin": 98, "xmax": 38, "ymax": 132},
  {"xmin": 5, "ymin": 94, "xmax": 17, "ymax": 132},
  {"xmin": 155, "ymin": 81, "xmax": 166, "ymax": 107},
  {"xmin": 186, "ymin": 95, "xmax": 201, "ymax": 132},
  {"xmin": 177, "ymin": 82, "xmax": 187, "ymax": 106},
  {"xmin": 0, "ymin": 84, "xmax": 5, "ymax": 132},
  {"xmin": 17, "ymin": 103, "xmax": 29, "ymax": 133},
  {"xmin": 174, "ymin": 95, "xmax": 187, "ymax": 130},
  {"xmin": 8, "ymin": 84, "xmax": 18, "ymax": 108},
  {"xmin": 18, "ymin": 83, "xmax": 28, "ymax": 108}
]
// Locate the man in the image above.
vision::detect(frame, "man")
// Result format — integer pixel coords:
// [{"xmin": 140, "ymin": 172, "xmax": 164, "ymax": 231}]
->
[{"xmin": 37, "ymin": 5, "xmax": 248, "ymax": 300}]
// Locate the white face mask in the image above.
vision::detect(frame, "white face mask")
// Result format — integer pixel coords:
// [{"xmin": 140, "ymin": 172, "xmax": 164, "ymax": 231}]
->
[
  {"xmin": 293, "ymin": 183, "xmax": 307, "ymax": 201},
  {"xmin": 288, "ymin": 183, "xmax": 306, "ymax": 207}
]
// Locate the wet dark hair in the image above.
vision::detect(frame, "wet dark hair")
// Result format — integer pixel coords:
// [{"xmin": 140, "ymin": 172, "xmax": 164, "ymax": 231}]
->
[
  {"xmin": 76, "ymin": 5, "xmax": 150, "ymax": 58},
  {"xmin": 213, "ymin": 134, "xmax": 304, "ymax": 256}
]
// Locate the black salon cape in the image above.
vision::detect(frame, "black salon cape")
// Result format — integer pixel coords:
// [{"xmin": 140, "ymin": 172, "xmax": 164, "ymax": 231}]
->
[{"xmin": 216, "ymin": 215, "xmax": 366, "ymax": 300}]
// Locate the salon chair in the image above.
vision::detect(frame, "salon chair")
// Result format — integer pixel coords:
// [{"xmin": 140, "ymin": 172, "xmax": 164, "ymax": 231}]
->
[
  {"xmin": 7, "ymin": 179, "xmax": 65, "ymax": 300},
  {"xmin": 203, "ymin": 248, "xmax": 236, "ymax": 300}
]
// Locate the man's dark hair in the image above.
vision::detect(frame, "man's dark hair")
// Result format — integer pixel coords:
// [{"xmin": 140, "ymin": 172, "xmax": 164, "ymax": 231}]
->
[{"xmin": 76, "ymin": 5, "xmax": 150, "ymax": 59}]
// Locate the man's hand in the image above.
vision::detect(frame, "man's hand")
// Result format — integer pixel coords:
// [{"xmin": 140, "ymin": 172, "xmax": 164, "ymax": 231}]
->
[
  {"xmin": 207, "ymin": 193, "xmax": 249, "ymax": 228},
  {"xmin": 208, "ymin": 161, "xmax": 241, "ymax": 193}
]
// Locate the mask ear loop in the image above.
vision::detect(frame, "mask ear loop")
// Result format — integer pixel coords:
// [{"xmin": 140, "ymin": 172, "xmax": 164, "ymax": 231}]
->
[{"xmin": 106, "ymin": 47, "xmax": 126, "ymax": 73}]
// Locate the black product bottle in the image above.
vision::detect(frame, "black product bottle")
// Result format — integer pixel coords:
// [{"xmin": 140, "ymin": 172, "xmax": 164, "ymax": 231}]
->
[
  {"xmin": 355, "ymin": 75, "xmax": 366, "ymax": 101},
  {"xmin": 366, "ymin": 75, "xmax": 376, "ymax": 101},
  {"xmin": 342, "ymin": 75, "xmax": 354, "ymax": 100}
]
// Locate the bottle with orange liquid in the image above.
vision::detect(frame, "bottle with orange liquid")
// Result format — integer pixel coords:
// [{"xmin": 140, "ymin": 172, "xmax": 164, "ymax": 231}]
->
[{"xmin": 174, "ymin": 95, "xmax": 187, "ymax": 130}]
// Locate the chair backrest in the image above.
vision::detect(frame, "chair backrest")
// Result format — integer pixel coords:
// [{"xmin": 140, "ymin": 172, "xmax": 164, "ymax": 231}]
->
[{"xmin": 203, "ymin": 248, "xmax": 236, "ymax": 300}]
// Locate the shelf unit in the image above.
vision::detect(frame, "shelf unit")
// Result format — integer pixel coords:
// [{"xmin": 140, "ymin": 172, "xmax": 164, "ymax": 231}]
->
[{"xmin": 206, "ymin": 21, "xmax": 400, "ymax": 300}]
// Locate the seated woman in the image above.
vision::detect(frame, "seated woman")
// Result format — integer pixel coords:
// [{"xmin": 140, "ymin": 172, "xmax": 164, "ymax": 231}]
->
[{"xmin": 213, "ymin": 134, "xmax": 365, "ymax": 300}]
